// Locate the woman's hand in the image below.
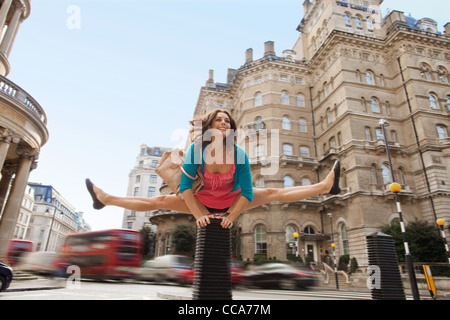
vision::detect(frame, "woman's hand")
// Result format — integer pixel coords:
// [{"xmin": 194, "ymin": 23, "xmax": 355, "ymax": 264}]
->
[
  {"xmin": 196, "ymin": 215, "xmax": 211, "ymax": 228},
  {"xmin": 219, "ymin": 216, "xmax": 234, "ymax": 229}
]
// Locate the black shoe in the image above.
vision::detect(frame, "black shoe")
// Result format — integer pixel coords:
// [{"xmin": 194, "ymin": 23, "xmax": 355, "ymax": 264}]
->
[
  {"xmin": 329, "ymin": 161, "xmax": 341, "ymax": 195},
  {"xmin": 85, "ymin": 178, "xmax": 105, "ymax": 210}
]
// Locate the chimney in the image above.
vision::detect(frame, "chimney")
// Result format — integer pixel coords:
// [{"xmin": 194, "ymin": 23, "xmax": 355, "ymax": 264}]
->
[
  {"xmin": 227, "ymin": 68, "xmax": 237, "ymax": 84},
  {"xmin": 264, "ymin": 41, "xmax": 275, "ymax": 58},
  {"xmin": 245, "ymin": 48, "xmax": 253, "ymax": 64},
  {"xmin": 206, "ymin": 69, "xmax": 215, "ymax": 87},
  {"xmin": 444, "ymin": 23, "xmax": 450, "ymax": 36}
]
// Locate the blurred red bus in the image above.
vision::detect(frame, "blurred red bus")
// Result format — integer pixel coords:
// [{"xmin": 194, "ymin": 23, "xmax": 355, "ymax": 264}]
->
[
  {"xmin": 58, "ymin": 229, "xmax": 141, "ymax": 280},
  {"xmin": 7, "ymin": 240, "xmax": 33, "ymax": 266}
]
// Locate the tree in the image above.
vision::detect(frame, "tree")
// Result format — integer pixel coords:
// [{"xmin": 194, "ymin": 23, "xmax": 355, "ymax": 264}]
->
[
  {"xmin": 381, "ymin": 219, "xmax": 447, "ymax": 262},
  {"xmin": 172, "ymin": 224, "xmax": 195, "ymax": 256},
  {"xmin": 140, "ymin": 226, "xmax": 156, "ymax": 259}
]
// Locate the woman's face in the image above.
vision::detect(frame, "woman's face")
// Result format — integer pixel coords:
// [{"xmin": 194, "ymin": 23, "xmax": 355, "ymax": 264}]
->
[{"xmin": 210, "ymin": 112, "xmax": 232, "ymax": 139}]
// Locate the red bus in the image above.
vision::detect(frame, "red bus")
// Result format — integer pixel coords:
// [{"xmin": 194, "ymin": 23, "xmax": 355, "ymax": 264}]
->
[
  {"xmin": 7, "ymin": 240, "xmax": 33, "ymax": 266},
  {"xmin": 58, "ymin": 229, "xmax": 141, "ymax": 280}
]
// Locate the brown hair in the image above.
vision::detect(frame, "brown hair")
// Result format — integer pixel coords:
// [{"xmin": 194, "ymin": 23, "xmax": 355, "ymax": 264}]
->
[{"xmin": 189, "ymin": 109, "xmax": 237, "ymax": 147}]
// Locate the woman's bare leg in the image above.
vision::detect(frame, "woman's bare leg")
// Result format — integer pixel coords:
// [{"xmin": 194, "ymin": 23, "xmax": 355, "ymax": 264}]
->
[
  {"xmin": 92, "ymin": 184, "xmax": 210, "ymax": 215},
  {"xmin": 230, "ymin": 166, "xmax": 336, "ymax": 212}
]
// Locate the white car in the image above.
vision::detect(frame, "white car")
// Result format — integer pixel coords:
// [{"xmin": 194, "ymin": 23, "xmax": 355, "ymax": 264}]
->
[{"xmin": 134, "ymin": 255, "xmax": 191, "ymax": 283}]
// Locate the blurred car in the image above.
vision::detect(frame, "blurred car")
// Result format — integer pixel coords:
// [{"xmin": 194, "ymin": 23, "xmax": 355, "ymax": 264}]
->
[
  {"xmin": 176, "ymin": 260, "xmax": 246, "ymax": 286},
  {"xmin": 244, "ymin": 263, "xmax": 317, "ymax": 290},
  {"xmin": 0, "ymin": 262, "xmax": 13, "ymax": 292},
  {"xmin": 17, "ymin": 251, "xmax": 58, "ymax": 275},
  {"xmin": 133, "ymin": 255, "xmax": 192, "ymax": 283}
]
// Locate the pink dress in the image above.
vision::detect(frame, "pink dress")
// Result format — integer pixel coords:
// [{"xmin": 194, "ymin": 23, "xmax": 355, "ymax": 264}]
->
[{"xmin": 195, "ymin": 164, "xmax": 241, "ymax": 210}]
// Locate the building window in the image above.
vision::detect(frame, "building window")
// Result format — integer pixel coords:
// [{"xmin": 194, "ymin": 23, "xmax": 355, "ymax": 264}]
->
[
  {"xmin": 284, "ymin": 176, "xmax": 294, "ymax": 188},
  {"xmin": 254, "ymin": 92, "xmax": 263, "ymax": 107},
  {"xmin": 366, "ymin": 71, "xmax": 375, "ymax": 85},
  {"xmin": 345, "ymin": 14, "xmax": 352, "ymax": 27},
  {"xmin": 151, "ymin": 160, "xmax": 158, "ymax": 168},
  {"xmin": 420, "ymin": 63, "xmax": 432, "ymax": 80},
  {"xmin": 134, "ymin": 187, "xmax": 139, "ymax": 196},
  {"xmin": 375, "ymin": 128, "xmax": 384, "ymax": 140},
  {"xmin": 255, "ymin": 225, "xmax": 267, "ymax": 254},
  {"xmin": 148, "ymin": 187, "xmax": 156, "ymax": 197},
  {"xmin": 429, "ymin": 93, "xmax": 439, "ymax": 109},
  {"xmin": 340, "ymin": 224, "xmax": 349, "ymax": 255},
  {"xmin": 165, "ymin": 233, "xmax": 172, "ymax": 254},
  {"xmin": 446, "ymin": 97, "xmax": 450, "ymax": 111},
  {"xmin": 150, "ymin": 175, "xmax": 157, "ymax": 183},
  {"xmin": 286, "ymin": 224, "xmax": 298, "ymax": 255},
  {"xmin": 381, "ymin": 164, "xmax": 391, "ymax": 184},
  {"xmin": 371, "ymin": 165, "xmax": 378, "ymax": 184},
  {"xmin": 304, "ymin": 226, "xmax": 315, "ymax": 235},
  {"xmin": 281, "ymin": 91, "xmax": 290, "ymax": 105},
  {"xmin": 371, "ymin": 98, "xmax": 380, "ymax": 113},
  {"xmin": 255, "ymin": 176, "xmax": 265, "ymax": 188},
  {"xmin": 301, "ymin": 178, "xmax": 312, "ymax": 186},
  {"xmin": 255, "ymin": 144, "xmax": 265, "ymax": 157},
  {"xmin": 355, "ymin": 16, "xmax": 363, "ymax": 29},
  {"xmin": 254, "ymin": 117, "xmax": 265, "ymax": 130},
  {"xmin": 300, "ymin": 146, "xmax": 310, "ymax": 158},
  {"xmin": 437, "ymin": 125, "xmax": 448, "ymax": 139},
  {"xmin": 282, "ymin": 116, "xmax": 291, "ymax": 130},
  {"xmin": 297, "ymin": 94, "xmax": 305, "ymax": 107},
  {"xmin": 299, "ymin": 118, "xmax": 307, "ymax": 132},
  {"xmin": 283, "ymin": 144, "xmax": 293, "ymax": 155},
  {"xmin": 135, "ymin": 175, "xmax": 141, "ymax": 183},
  {"xmin": 364, "ymin": 127, "xmax": 371, "ymax": 141}
]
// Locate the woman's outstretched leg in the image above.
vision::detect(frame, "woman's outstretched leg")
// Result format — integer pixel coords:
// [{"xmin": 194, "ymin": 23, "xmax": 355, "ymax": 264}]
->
[
  {"xmin": 87, "ymin": 180, "xmax": 210, "ymax": 215},
  {"xmin": 236, "ymin": 162, "xmax": 340, "ymax": 211}
]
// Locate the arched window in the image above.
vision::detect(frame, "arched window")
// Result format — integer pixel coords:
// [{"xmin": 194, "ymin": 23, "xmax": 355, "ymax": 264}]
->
[
  {"xmin": 255, "ymin": 225, "xmax": 267, "ymax": 254},
  {"xmin": 420, "ymin": 63, "xmax": 432, "ymax": 80},
  {"xmin": 340, "ymin": 224, "xmax": 349, "ymax": 255},
  {"xmin": 344, "ymin": 14, "xmax": 352, "ymax": 27},
  {"xmin": 282, "ymin": 116, "xmax": 291, "ymax": 130},
  {"xmin": 304, "ymin": 226, "xmax": 315, "ymax": 235},
  {"xmin": 355, "ymin": 16, "xmax": 363, "ymax": 29},
  {"xmin": 254, "ymin": 117, "xmax": 264, "ymax": 130},
  {"xmin": 284, "ymin": 176, "xmax": 294, "ymax": 188},
  {"xmin": 371, "ymin": 98, "xmax": 380, "ymax": 113},
  {"xmin": 254, "ymin": 92, "xmax": 263, "ymax": 107},
  {"xmin": 301, "ymin": 177, "xmax": 312, "ymax": 186},
  {"xmin": 281, "ymin": 91, "xmax": 290, "ymax": 105},
  {"xmin": 381, "ymin": 164, "xmax": 391, "ymax": 184},
  {"xmin": 366, "ymin": 71, "xmax": 375, "ymax": 85},
  {"xmin": 366, "ymin": 19, "xmax": 374, "ymax": 31},
  {"xmin": 446, "ymin": 96, "xmax": 450, "ymax": 111},
  {"xmin": 326, "ymin": 108, "xmax": 333, "ymax": 124},
  {"xmin": 429, "ymin": 93, "xmax": 439, "ymax": 109},
  {"xmin": 297, "ymin": 94, "xmax": 305, "ymax": 107},
  {"xmin": 371, "ymin": 165, "xmax": 378, "ymax": 184}
]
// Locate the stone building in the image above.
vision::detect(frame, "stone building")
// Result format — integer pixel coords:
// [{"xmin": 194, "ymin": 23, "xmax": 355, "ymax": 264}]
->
[
  {"xmin": 0, "ymin": 0, "xmax": 48, "ymax": 260},
  {"xmin": 122, "ymin": 145, "xmax": 171, "ymax": 232},
  {"xmin": 189, "ymin": 0, "xmax": 450, "ymax": 267}
]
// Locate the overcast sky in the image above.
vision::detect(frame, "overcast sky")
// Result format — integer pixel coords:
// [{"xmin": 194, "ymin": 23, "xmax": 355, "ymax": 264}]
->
[{"xmin": 7, "ymin": 0, "xmax": 449, "ymax": 231}]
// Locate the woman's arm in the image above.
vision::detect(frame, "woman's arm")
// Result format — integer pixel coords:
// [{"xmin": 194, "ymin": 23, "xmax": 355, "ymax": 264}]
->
[{"xmin": 181, "ymin": 189, "xmax": 211, "ymax": 228}]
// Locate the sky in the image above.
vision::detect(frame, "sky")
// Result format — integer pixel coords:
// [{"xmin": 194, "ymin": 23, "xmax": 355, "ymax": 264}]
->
[{"xmin": 7, "ymin": 0, "xmax": 449, "ymax": 231}]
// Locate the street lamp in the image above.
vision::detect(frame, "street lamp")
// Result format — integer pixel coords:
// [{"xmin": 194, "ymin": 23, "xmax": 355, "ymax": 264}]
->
[
  {"xmin": 379, "ymin": 119, "xmax": 420, "ymax": 300},
  {"xmin": 327, "ymin": 213, "xmax": 339, "ymax": 290},
  {"xmin": 436, "ymin": 219, "xmax": 450, "ymax": 264},
  {"xmin": 293, "ymin": 232, "xmax": 299, "ymax": 260}
]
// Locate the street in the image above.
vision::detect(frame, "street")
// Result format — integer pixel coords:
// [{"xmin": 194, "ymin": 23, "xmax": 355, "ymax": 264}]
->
[{"xmin": 1, "ymin": 278, "xmax": 374, "ymax": 301}]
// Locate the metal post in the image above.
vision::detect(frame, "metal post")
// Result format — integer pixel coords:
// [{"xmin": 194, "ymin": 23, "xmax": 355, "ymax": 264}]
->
[
  {"xmin": 328, "ymin": 213, "xmax": 339, "ymax": 290},
  {"xmin": 379, "ymin": 119, "xmax": 420, "ymax": 300},
  {"xmin": 436, "ymin": 219, "xmax": 450, "ymax": 264}
]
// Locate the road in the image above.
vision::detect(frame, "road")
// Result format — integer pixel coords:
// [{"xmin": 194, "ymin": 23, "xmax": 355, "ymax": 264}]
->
[{"xmin": 1, "ymin": 279, "xmax": 374, "ymax": 301}]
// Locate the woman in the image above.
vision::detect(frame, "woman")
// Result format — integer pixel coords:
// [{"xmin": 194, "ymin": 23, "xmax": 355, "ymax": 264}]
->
[{"xmin": 86, "ymin": 109, "xmax": 341, "ymax": 229}]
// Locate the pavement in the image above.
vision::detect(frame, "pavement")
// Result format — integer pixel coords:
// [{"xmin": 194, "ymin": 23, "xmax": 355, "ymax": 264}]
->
[{"xmin": 6, "ymin": 277, "xmax": 450, "ymax": 300}]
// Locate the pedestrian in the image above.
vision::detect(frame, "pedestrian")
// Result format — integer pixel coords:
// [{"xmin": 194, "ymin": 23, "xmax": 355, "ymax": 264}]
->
[{"xmin": 85, "ymin": 108, "xmax": 341, "ymax": 229}]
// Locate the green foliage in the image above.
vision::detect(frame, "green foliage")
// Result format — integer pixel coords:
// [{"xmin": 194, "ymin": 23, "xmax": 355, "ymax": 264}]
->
[
  {"xmin": 172, "ymin": 224, "xmax": 195, "ymax": 255},
  {"xmin": 381, "ymin": 220, "xmax": 447, "ymax": 263},
  {"xmin": 139, "ymin": 225, "xmax": 155, "ymax": 259}
]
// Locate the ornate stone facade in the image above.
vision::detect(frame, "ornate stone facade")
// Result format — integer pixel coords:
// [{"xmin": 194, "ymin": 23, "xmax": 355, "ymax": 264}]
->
[
  {"xmin": 0, "ymin": 1, "xmax": 49, "ymax": 259},
  {"xmin": 190, "ymin": 0, "xmax": 450, "ymax": 267}
]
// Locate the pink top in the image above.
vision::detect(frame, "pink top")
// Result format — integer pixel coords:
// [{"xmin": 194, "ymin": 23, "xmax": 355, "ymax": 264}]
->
[{"xmin": 195, "ymin": 164, "xmax": 241, "ymax": 210}]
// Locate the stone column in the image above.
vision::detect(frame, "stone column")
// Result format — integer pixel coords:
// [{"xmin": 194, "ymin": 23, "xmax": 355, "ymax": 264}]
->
[
  {"xmin": 0, "ymin": 0, "xmax": 13, "ymax": 33},
  {"xmin": 0, "ymin": 5, "xmax": 24, "ymax": 57},
  {"xmin": 0, "ymin": 162, "xmax": 16, "ymax": 215},
  {"xmin": 0, "ymin": 128, "xmax": 19, "ymax": 169},
  {"xmin": 0, "ymin": 147, "xmax": 38, "ymax": 260}
]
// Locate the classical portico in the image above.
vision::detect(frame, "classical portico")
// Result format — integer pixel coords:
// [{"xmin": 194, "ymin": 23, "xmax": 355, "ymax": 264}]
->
[{"xmin": 0, "ymin": 0, "xmax": 48, "ymax": 260}]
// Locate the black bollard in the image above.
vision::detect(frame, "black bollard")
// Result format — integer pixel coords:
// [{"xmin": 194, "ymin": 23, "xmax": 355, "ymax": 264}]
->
[
  {"xmin": 192, "ymin": 219, "xmax": 232, "ymax": 300},
  {"xmin": 366, "ymin": 232, "xmax": 406, "ymax": 300}
]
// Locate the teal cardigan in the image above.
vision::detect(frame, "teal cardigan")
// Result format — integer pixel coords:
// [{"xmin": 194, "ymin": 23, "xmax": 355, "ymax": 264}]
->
[{"xmin": 179, "ymin": 143, "xmax": 254, "ymax": 203}]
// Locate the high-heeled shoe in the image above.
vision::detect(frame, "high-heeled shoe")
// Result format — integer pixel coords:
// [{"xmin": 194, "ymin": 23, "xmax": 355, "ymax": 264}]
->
[
  {"xmin": 85, "ymin": 178, "xmax": 105, "ymax": 210},
  {"xmin": 329, "ymin": 160, "xmax": 341, "ymax": 195}
]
